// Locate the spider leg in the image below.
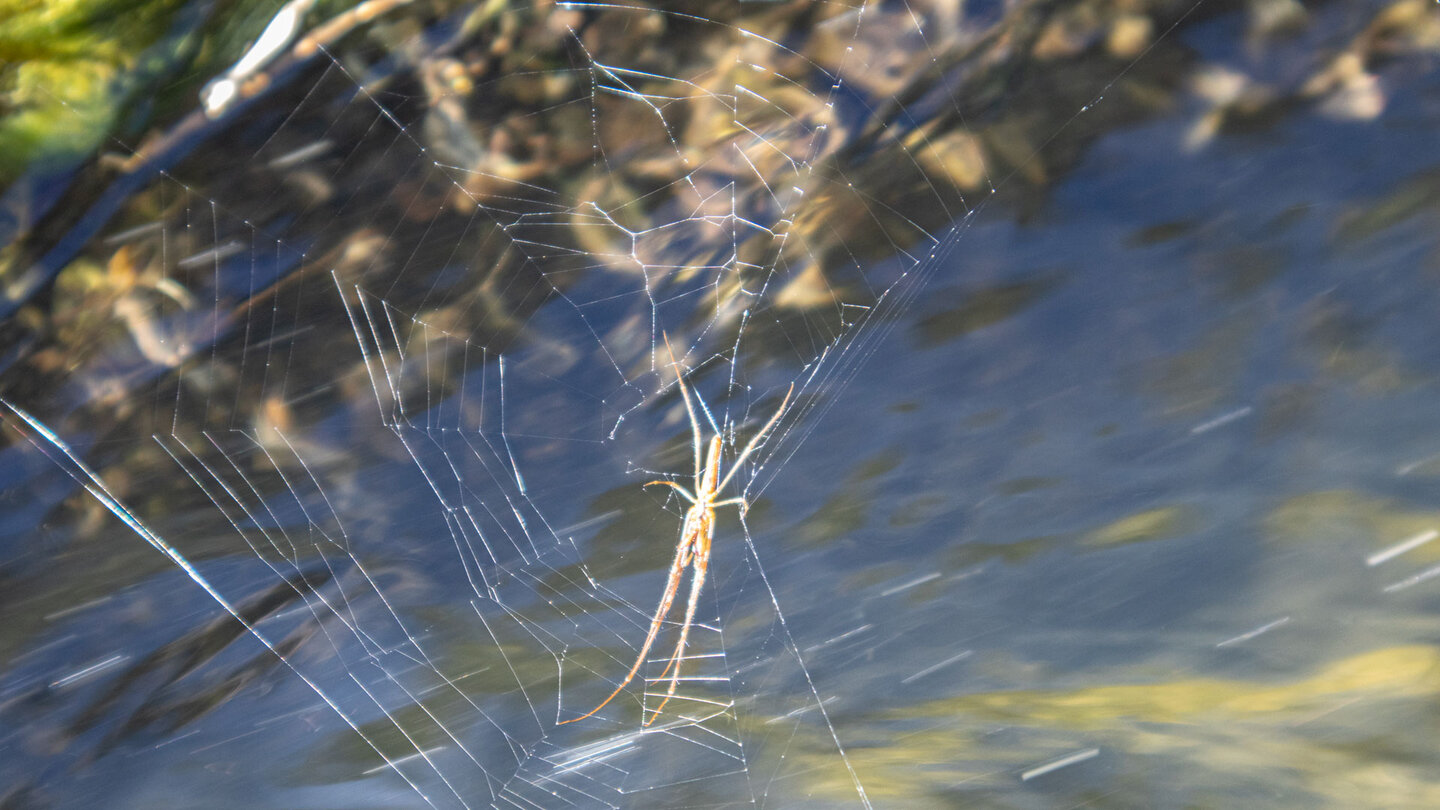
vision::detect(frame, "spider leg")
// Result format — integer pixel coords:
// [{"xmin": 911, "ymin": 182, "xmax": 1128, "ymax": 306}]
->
[
  {"xmin": 662, "ymin": 332, "xmax": 706, "ymax": 485},
  {"xmin": 715, "ymin": 383, "xmax": 794, "ymax": 494},
  {"xmin": 644, "ymin": 480, "xmax": 697, "ymax": 504},
  {"xmin": 711, "ymin": 496, "xmax": 749, "ymax": 517},
  {"xmin": 647, "ymin": 521, "xmax": 712, "ymax": 724},
  {"xmin": 558, "ymin": 527, "xmax": 691, "ymax": 725}
]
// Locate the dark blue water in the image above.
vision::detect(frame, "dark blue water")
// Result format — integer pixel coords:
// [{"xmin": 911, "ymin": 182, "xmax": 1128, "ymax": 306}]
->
[{"xmin": 5, "ymin": 0, "xmax": 1440, "ymax": 807}]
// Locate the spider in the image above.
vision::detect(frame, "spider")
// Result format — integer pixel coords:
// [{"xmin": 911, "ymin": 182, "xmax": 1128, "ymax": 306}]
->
[{"xmin": 559, "ymin": 338, "xmax": 793, "ymax": 726}]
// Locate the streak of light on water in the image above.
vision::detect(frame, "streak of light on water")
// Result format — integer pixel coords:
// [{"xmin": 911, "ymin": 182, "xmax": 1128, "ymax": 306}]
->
[
  {"xmin": 49, "ymin": 654, "xmax": 128, "ymax": 688},
  {"xmin": 1382, "ymin": 562, "xmax": 1440, "ymax": 593},
  {"xmin": 901, "ymin": 650, "xmax": 973, "ymax": 684},
  {"xmin": 1190, "ymin": 406, "xmax": 1252, "ymax": 435},
  {"xmin": 43, "ymin": 594, "xmax": 114, "ymax": 620},
  {"xmin": 1215, "ymin": 616, "xmax": 1290, "ymax": 648},
  {"xmin": 803, "ymin": 623, "xmax": 873, "ymax": 653},
  {"xmin": 555, "ymin": 510, "xmax": 623, "ymax": 537},
  {"xmin": 1020, "ymin": 748, "xmax": 1100, "ymax": 782},
  {"xmin": 1366, "ymin": 529, "xmax": 1438, "ymax": 567},
  {"xmin": 879, "ymin": 571, "xmax": 941, "ymax": 596}
]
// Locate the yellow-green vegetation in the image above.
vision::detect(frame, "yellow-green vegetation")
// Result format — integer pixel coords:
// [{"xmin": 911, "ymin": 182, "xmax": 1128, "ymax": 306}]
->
[
  {"xmin": 1082, "ymin": 505, "xmax": 1195, "ymax": 547},
  {"xmin": 0, "ymin": 0, "xmax": 372, "ymax": 184},
  {"xmin": 0, "ymin": 0, "xmax": 193, "ymax": 180},
  {"xmin": 1268, "ymin": 490, "xmax": 1440, "ymax": 562},
  {"xmin": 929, "ymin": 645, "xmax": 1440, "ymax": 728},
  {"xmin": 768, "ymin": 645, "xmax": 1440, "ymax": 807}
]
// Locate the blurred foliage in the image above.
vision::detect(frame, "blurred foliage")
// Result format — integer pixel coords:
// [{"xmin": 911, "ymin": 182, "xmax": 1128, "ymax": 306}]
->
[
  {"xmin": 771, "ymin": 644, "xmax": 1440, "ymax": 807},
  {"xmin": 1082, "ymin": 505, "xmax": 1196, "ymax": 547},
  {"xmin": 1269, "ymin": 489, "xmax": 1440, "ymax": 562},
  {"xmin": 7, "ymin": 0, "xmax": 1440, "ymax": 802},
  {"xmin": 0, "ymin": 0, "xmax": 189, "ymax": 181},
  {"xmin": 0, "ymin": 0, "xmax": 393, "ymax": 184}
]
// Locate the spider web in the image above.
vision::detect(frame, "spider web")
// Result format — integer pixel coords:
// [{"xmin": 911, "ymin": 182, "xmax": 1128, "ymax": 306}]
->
[{"xmin": 0, "ymin": 0, "xmax": 1285, "ymax": 806}]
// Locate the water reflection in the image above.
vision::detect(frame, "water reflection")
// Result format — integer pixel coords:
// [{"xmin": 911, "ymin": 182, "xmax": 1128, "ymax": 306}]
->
[{"xmin": 4, "ymin": 0, "xmax": 1440, "ymax": 807}]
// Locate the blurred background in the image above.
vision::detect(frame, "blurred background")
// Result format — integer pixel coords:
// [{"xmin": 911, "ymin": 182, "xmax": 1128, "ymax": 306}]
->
[{"xmin": 5, "ymin": 0, "xmax": 1440, "ymax": 807}]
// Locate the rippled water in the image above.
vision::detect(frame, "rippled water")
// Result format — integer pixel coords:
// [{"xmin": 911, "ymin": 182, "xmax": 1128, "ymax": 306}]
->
[{"xmin": 5, "ymin": 0, "xmax": 1440, "ymax": 807}]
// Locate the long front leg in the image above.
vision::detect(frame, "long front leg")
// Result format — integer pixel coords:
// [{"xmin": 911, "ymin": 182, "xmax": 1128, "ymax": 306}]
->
[
  {"xmin": 647, "ymin": 532, "xmax": 711, "ymax": 723},
  {"xmin": 716, "ymin": 383, "xmax": 794, "ymax": 494},
  {"xmin": 662, "ymin": 332, "xmax": 706, "ymax": 484},
  {"xmin": 559, "ymin": 533, "xmax": 690, "ymax": 724}
]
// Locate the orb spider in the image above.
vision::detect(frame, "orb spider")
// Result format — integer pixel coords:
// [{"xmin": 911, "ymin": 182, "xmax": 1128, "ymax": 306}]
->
[{"xmin": 560, "ymin": 338, "xmax": 792, "ymax": 726}]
